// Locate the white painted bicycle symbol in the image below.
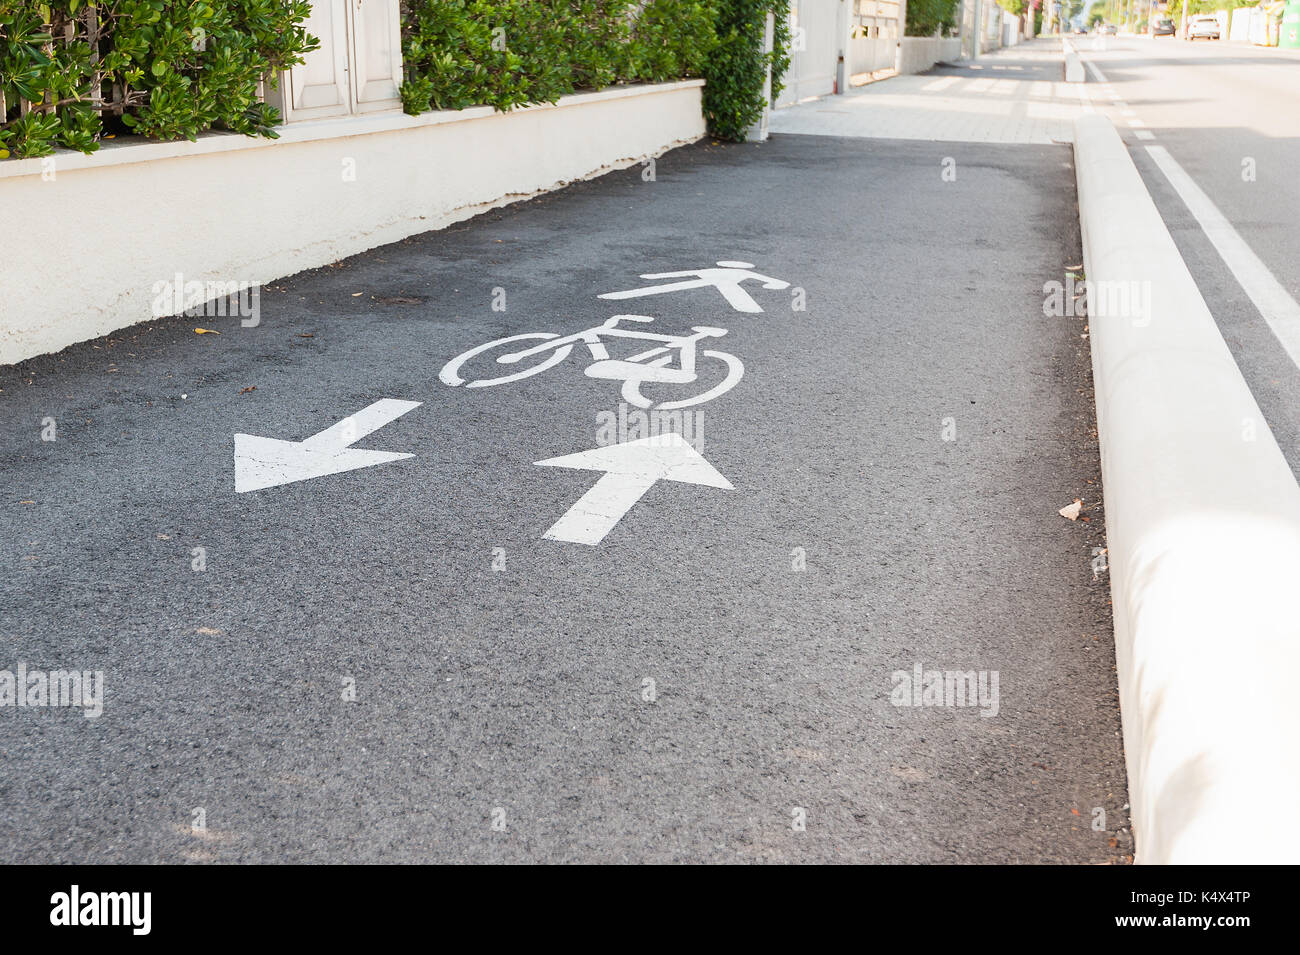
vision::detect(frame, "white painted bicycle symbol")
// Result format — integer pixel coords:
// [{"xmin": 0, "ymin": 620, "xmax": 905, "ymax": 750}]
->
[{"xmin": 438, "ymin": 314, "xmax": 744, "ymax": 410}]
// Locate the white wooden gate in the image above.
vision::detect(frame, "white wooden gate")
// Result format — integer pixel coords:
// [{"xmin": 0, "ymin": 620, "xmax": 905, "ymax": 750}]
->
[
  {"xmin": 776, "ymin": 0, "xmax": 843, "ymax": 106},
  {"xmin": 848, "ymin": 0, "xmax": 901, "ymax": 76},
  {"xmin": 266, "ymin": 0, "xmax": 404, "ymax": 122}
]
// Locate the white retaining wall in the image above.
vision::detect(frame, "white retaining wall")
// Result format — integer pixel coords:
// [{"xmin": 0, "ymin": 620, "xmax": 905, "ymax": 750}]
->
[{"xmin": 0, "ymin": 80, "xmax": 706, "ymax": 366}]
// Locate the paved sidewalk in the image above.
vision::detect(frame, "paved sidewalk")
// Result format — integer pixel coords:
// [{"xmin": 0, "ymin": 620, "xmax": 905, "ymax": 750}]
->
[{"xmin": 771, "ymin": 39, "xmax": 1086, "ymax": 144}]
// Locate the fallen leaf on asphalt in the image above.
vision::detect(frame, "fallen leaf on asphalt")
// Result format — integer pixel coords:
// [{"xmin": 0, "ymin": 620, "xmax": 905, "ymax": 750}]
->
[
  {"xmin": 238, "ymin": 386, "xmax": 256, "ymax": 395},
  {"xmin": 195, "ymin": 627, "xmax": 222, "ymax": 635},
  {"xmin": 375, "ymin": 296, "xmax": 424, "ymax": 305},
  {"xmin": 1070, "ymin": 808, "xmax": 1081, "ymax": 816},
  {"xmin": 193, "ymin": 328, "xmax": 219, "ymax": 335},
  {"xmin": 351, "ymin": 292, "xmax": 364, "ymax": 297},
  {"xmin": 1059, "ymin": 499, "xmax": 1083, "ymax": 521},
  {"xmin": 297, "ymin": 333, "xmax": 314, "ymax": 338}
]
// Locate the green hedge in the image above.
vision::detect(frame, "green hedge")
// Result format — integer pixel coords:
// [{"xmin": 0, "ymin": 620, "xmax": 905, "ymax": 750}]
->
[
  {"xmin": 905, "ymin": 0, "xmax": 959, "ymax": 36},
  {"xmin": 3, "ymin": 0, "xmax": 790, "ymax": 159},
  {"xmin": 0, "ymin": 0, "xmax": 318, "ymax": 159},
  {"xmin": 702, "ymin": 0, "xmax": 788, "ymax": 141},
  {"xmin": 398, "ymin": 1, "xmax": 718, "ymax": 114},
  {"xmin": 400, "ymin": 0, "xmax": 790, "ymax": 141}
]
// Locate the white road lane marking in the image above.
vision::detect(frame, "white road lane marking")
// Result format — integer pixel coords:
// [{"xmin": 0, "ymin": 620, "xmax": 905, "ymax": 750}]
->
[
  {"xmin": 921, "ymin": 76, "xmax": 960, "ymax": 92},
  {"xmin": 1146, "ymin": 145, "xmax": 1300, "ymax": 372},
  {"xmin": 234, "ymin": 399, "xmax": 420, "ymax": 493},
  {"xmin": 535, "ymin": 433, "xmax": 732, "ymax": 546},
  {"xmin": 1134, "ymin": 130, "xmax": 1155, "ymax": 140}
]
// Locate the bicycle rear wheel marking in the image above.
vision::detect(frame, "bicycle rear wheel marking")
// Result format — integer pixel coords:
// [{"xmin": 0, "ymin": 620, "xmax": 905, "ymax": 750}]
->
[{"xmin": 624, "ymin": 350, "xmax": 744, "ymax": 410}]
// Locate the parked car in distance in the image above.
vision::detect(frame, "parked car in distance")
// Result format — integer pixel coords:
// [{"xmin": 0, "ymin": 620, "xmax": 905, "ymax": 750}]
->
[
  {"xmin": 1098, "ymin": 23, "xmax": 1118, "ymax": 35},
  {"xmin": 1152, "ymin": 17, "xmax": 1177, "ymax": 35},
  {"xmin": 1187, "ymin": 15, "xmax": 1222, "ymax": 39}
]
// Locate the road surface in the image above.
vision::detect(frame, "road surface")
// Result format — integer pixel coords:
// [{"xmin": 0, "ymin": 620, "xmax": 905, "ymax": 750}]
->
[{"xmin": 1, "ymin": 109, "xmax": 1128, "ymax": 862}]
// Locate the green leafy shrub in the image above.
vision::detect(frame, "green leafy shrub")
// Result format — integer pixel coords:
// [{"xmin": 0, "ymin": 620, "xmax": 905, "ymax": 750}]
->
[
  {"xmin": 400, "ymin": 0, "xmax": 577, "ymax": 113},
  {"xmin": 701, "ymin": 0, "xmax": 789, "ymax": 141},
  {"xmin": 1, "ymin": 0, "xmax": 318, "ymax": 159},
  {"xmin": 5, "ymin": 0, "xmax": 786, "ymax": 158},
  {"xmin": 400, "ymin": 0, "xmax": 783, "ymax": 142},
  {"xmin": 399, "ymin": 0, "xmax": 718, "ymax": 115},
  {"xmin": 624, "ymin": 0, "xmax": 719, "ymax": 84},
  {"xmin": 905, "ymin": 0, "xmax": 959, "ymax": 36}
]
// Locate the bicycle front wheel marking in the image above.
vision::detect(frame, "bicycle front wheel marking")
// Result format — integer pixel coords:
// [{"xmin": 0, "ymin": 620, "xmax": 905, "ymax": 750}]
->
[{"xmin": 439, "ymin": 333, "xmax": 568, "ymax": 388}]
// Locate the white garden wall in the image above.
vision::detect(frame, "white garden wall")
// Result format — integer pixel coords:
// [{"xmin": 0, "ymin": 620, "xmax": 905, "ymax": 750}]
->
[
  {"xmin": 0, "ymin": 80, "xmax": 705, "ymax": 366},
  {"xmin": 899, "ymin": 36, "xmax": 963, "ymax": 74}
]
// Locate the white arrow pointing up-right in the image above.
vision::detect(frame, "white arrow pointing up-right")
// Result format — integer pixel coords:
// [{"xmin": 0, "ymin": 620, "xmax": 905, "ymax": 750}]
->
[{"xmin": 535, "ymin": 433, "xmax": 732, "ymax": 545}]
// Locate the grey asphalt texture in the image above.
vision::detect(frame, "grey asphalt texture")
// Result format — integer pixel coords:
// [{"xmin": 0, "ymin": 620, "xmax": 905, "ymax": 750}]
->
[
  {"xmin": 1089, "ymin": 36, "xmax": 1300, "ymax": 479},
  {"xmin": 0, "ymin": 131, "xmax": 1129, "ymax": 863}
]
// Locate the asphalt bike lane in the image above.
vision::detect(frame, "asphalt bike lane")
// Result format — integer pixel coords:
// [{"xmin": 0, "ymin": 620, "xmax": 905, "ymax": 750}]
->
[{"xmin": 0, "ymin": 134, "xmax": 1128, "ymax": 862}]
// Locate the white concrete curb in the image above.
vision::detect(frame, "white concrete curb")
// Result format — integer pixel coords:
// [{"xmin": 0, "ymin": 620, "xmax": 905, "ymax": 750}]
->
[
  {"xmin": 1074, "ymin": 112, "xmax": 1300, "ymax": 863},
  {"xmin": 1062, "ymin": 38, "xmax": 1085, "ymax": 82}
]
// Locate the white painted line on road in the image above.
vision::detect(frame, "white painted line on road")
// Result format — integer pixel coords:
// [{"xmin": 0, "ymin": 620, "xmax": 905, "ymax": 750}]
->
[
  {"xmin": 1084, "ymin": 60, "xmax": 1110, "ymax": 83},
  {"xmin": 233, "ymin": 399, "xmax": 420, "ymax": 493},
  {"xmin": 1127, "ymin": 119, "xmax": 1146, "ymax": 127},
  {"xmin": 1146, "ymin": 145, "xmax": 1300, "ymax": 372},
  {"xmin": 921, "ymin": 76, "xmax": 959, "ymax": 92},
  {"xmin": 1134, "ymin": 130, "xmax": 1155, "ymax": 140},
  {"xmin": 535, "ymin": 433, "xmax": 732, "ymax": 545}
]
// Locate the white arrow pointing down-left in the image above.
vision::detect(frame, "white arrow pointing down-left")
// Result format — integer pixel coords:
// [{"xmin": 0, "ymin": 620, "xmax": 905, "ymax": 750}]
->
[{"xmin": 234, "ymin": 399, "xmax": 421, "ymax": 493}]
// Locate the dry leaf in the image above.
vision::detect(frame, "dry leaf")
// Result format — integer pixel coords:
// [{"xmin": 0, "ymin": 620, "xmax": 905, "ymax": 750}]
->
[
  {"xmin": 195, "ymin": 627, "xmax": 222, "ymax": 635},
  {"xmin": 1059, "ymin": 499, "xmax": 1083, "ymax": 521},
  {"xmin": 194, "ymin": 328, "xmax": 219, "ymax": 335},
  {"xmin": 238, "ymin": 386, "xmax": 256, "ymax": 395}
]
